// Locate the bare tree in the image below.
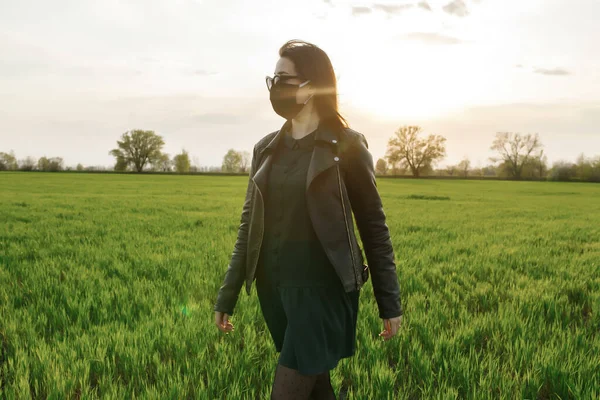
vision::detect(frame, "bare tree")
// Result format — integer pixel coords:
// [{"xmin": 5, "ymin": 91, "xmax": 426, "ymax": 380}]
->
[
  {"xmin": 385, "ymin": 125, "xmax": 446, "ymax": 178},
  {"xmin": 109, "ymin": 129, "xmax": 165, "ymax": 172},
  {"xmin": 489, "ymin": 132, "xmax": 543, "ymax": 179}
]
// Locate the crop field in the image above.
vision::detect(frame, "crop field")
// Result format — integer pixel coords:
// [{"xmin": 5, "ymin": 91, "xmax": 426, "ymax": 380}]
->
[{"xmin": 1, "ymin": 172, "xmax": 599, "ymax": 399}]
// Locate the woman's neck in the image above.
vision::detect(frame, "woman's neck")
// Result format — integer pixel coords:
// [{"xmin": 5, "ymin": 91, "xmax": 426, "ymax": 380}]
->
[{"xmin": 290, "ymin": 102, "xmax": 320, "ymax": 139}]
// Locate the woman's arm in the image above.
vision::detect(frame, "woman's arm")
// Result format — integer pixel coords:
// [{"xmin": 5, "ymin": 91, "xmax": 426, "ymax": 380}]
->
[
  {"xmin": 343, "ymin": 132, "xmax": 403, "ymax": 319},
  {"xmin": 213, "ymin": 146, "xmax": 257, "ymax": 316}
]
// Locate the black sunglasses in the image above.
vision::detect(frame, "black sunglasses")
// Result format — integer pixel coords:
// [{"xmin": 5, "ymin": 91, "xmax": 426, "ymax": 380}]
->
[{"xmin": 265, "ymin": 74, "xmax": 308, "ymax": 91}]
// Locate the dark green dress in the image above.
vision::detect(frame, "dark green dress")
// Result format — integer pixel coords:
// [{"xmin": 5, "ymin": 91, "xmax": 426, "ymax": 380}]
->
[{"xmin": 255, "ymin": 126, "xmax": 360, "ymax": 375}]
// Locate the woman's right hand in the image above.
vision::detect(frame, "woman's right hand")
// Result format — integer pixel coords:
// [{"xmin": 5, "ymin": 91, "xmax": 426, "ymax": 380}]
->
[{"xmin": 215, "ymin": 311, "xmax": 235, "ymax": 333}]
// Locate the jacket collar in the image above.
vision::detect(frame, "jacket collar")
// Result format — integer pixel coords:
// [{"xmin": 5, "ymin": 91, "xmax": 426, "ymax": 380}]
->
[
  {"xmin": 282, "ymin": 128, "xmax": 316, "ymax": 149},
  {"xmin": 253, "ymin": 120, "xmax": 341, "ymax": 196},
  {"xmin": 260, "ymin": 120, "xmax": 339, "ymax": 154}
]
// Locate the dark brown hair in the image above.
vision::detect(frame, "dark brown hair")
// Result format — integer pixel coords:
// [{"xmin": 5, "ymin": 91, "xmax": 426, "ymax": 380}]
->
[{"xmin": 278, "ymin": 39, "xmax": 349, "ymax": 133}]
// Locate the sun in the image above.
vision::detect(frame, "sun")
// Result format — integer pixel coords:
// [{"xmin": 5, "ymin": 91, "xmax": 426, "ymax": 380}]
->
[
  {"xmin": 338, "ymin": 66, "xmax": 467, "ymax": 121},
  {"xmin": 334, "ymin": 42, "xmax": 481, "ymax": 121}
]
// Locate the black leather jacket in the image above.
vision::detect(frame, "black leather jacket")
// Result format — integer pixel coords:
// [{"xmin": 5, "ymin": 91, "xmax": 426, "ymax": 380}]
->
[{"xmin": 214, "ymin": 122, "xmax": 403, "ymax": 319}]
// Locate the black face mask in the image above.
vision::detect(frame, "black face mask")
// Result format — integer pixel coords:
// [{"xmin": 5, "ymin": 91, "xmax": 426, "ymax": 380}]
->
[{"xmin": 269, "ymin": 80, "xmax": 313, "ymax": 120}]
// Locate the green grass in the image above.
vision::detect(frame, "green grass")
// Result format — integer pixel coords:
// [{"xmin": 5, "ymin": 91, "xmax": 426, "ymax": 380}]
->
[{"xmin": 1, "ymin": 172, "xmax": 599, "ymax": 399}]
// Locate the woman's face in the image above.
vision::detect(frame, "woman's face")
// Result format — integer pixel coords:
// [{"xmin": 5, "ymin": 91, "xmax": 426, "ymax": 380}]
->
[{"xmin": 272, "ymin": 57, "xmax": 313, "ymax": 104}]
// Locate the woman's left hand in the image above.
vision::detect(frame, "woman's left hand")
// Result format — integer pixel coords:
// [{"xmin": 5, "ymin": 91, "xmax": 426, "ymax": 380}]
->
[{"xmin": 379, "ymin": 315, "xmax": 402, "ymax": 341}]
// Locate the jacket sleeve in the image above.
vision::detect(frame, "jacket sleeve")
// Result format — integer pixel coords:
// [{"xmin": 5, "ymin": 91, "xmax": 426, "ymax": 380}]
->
[
  {"xmin": 213, "ymin": 146, "xmax": 257, "ymax": 316},
  {"xmin": 344, "ymin": 133, "xmax": 403, "ymax": 319}
]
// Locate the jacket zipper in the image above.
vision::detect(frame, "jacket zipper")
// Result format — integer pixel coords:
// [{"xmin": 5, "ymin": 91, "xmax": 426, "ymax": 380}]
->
[
  {"xmin": 336, "ymin": 163, "xmax": 359, "ymax": 291},
  {"xmin": 249, "ymin": 180, "xmax": 264, "ymax": 292}
]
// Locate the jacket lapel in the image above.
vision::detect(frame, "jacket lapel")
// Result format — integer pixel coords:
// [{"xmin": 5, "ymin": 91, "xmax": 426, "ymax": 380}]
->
[
  {"xmin": 306, "ymin": 126, "xmax": 340, "ymax": 192},
  {"xmin": 252, "ymin": 121, "xmax": 288, "ymax": 196},
  {"xmin": 252, "ymin": 121, "xmax": 341, "ymax": 194},
  {"xmin": 252, "ymin": 152, "xmax": 272, "ymax": 197}
]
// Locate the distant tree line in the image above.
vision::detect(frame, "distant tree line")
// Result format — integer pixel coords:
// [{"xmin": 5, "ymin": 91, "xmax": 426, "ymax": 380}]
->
[
  {"xmin": 1, "ymin": 130, "xmax": 204, "ymax": 173},
  {"xmin": 1, "ymin": 127, "xmax": 599, "ymax": 182},
  {"xmin": 107, "ymin": 130, "xmax": 251, "ymax": 173},
  {"xmin": 375, "ymin": 126, "xmax": 600, "ymax": 182}
]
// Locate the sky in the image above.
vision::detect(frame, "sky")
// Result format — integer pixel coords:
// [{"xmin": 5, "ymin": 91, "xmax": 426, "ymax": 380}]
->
[{"xmin": 1, "ymin": 0, "xmax": 599, "ymax": 170}]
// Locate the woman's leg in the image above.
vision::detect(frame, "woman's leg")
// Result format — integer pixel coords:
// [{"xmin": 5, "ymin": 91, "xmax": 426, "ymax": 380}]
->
[
  {"xmin": 310, "ymin": 370, "xmax": 336, "ymax": 400},
  {"xmin": 271, "ymin": 363, "xmax": 318, "ymax": 400}
]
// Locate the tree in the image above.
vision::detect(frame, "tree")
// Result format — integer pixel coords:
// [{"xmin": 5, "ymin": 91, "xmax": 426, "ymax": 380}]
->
[
  {"xmin": 76, "ymin": 163, "xmax": 84, "ymax": 171},
  {"xmin": 0, "ymin": 151, "xmax": 18, "ymax": 170},
  {"xmin": 446, "ymin": 165, "xmax": 457, "ymax": 176},
  {"xmin": 385, "ymin": 125, "xmax": 446, "ymax": 178},
  {"xmin": 528, "ymin": 149, "xmax": 549, "ymax": 179},
  {"xmin": 191, "ymin": 156, "xmax": 201, "ymax": 172},
  {"xmin": 18, "ymin": 156, "xmax": 37, "ymax": 171},
  {"xmin": 375, "ymin": 158, "xmax": 388, "ymax": 175},
  {"xmin": 457, "ymin": 157, "xmax": 471, "ymax": 177},
  {"xmin": 419, "ymin": 163, "xmax": 435, "ymax": 176},
  {"xmin": 549, "ymin": 160, "xmax": 577, "ymax": 181},
  {"xmin": 48, "ymin": 157, "xmax": 63, "ymax": 171},
  {"xmin": 573, "ymin": 153, "xmax": 600, "ymax": 182},
  {"xmin": 470, "ymin": 167, "xmax": 484, "ymax": 177},
  {"xmin": 113, "ymin": 155, "xmax": 130, "ymax": 172},
  {"xmin": 489, "ymin": 132, "xmax": 543, "ymax": 179},
  {"xmin": 173, "ymin": 149, "xmax": 191, "ymax": 173},
  {"xmin": 239, "ymin": 151, "xmax": 251, "ymax": 173},
  {"xmin": 481, "ymin": 164, "xmax": 498, "ymax": 177},
  {"xmin": 86, "ymin": 165, "xmax": 107, "ymax": 172},
  {"xmin": 150, "ymin": 152, "xmax": 171, "ymax": 172},
  {"xmin": 37, "ymin": 156, "xmax": 63, "ymax": 172},
  {"xmin": 591, "ymin": 155, "xmax": 600, "ymax": 182},
  {"xmin": 38, "ymin": 157, "xmax": 49, "ymax": 171},
  {"xmin": 109, "ymin": 129, "xmax": 165, "ymax": 173},
  {"xmin": 222, "ymin": 149, "xmax": 242, "ymax": 173},
  {"xmin": 386, "ymin": 151, "xmax": 404, "ymax": 175}
]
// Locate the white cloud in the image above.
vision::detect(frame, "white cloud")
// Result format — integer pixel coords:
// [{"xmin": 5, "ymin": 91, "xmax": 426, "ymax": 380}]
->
[
  {"xmin": 533, "ymin": 67, "xmax": 571, "ymax": 76},
  {"xmin": 442, "ymin": 0, "xmax": 469, "ymax": 17},
  {"xmin": 352, "ymin": 6, "xmax": 372, "ymax": 15}
]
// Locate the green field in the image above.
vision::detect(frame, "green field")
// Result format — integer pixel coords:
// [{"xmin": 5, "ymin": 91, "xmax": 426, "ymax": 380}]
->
[{"xmin": 1, "ymin": 172, "xmax": 599, "ymax": 399}]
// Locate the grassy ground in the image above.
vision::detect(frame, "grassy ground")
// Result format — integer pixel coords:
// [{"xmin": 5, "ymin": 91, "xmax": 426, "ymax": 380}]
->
[{"xmin": 1, "ymin": 172, "xmax": 598, "ymax": 399}]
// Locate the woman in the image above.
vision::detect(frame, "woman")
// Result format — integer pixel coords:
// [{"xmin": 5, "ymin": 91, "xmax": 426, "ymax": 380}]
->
[{"xmin": 214, "ymin": 39, "xmax": 403, "ymax": 399}]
